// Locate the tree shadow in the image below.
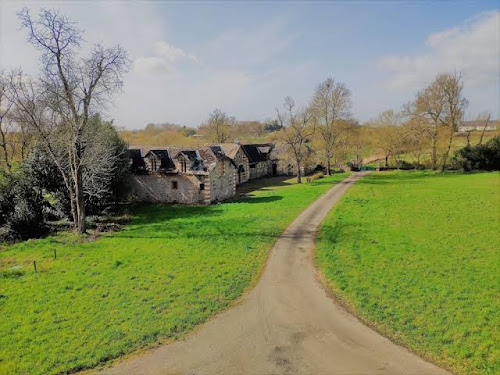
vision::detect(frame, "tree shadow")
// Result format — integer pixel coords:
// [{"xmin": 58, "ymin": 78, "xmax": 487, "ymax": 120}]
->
[
  {"xmin": 236, "ymin": 176, "xmax": 292, "ymax": 197},
  {"xmin": 238, "ymin": 195, "xmax": 283, "ymax": 204}
]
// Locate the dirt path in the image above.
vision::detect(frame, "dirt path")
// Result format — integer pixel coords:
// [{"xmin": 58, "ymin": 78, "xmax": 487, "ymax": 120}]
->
[{"xmin": 96, "ymin": 173, "xmax": 449, "ymax": 375}]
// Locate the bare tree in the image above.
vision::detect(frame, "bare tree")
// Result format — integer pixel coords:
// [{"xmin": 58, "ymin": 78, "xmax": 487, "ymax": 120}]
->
[
  {"xmin": 345, "ymin": 121, "xmax": 369, "ymax": 168},
  {"xmin": 478, "ymin": 113, "xmax": 491, "ymax": 145},
  {"xmin": 370, "ymin": 110, "xmax": 404, "ymax": 167},
  {"xmin": 203, "ymin": 108, "xmax": 232, "ymax": 143},
  {"xmin": 310, "ymin": 78, "xmax": 351, "ymax": 175},
  {"xmin": 276, "ymin": 96, "xmax": 315, "ymax": 183},
  {"xmin": 437, "ymin": 73, "xmax": 468, "ymax": 171},
  {"xmin": 404, "ymin": 118, "xmax": 431, "ymax": 169},
  {"xmin": 404, "ymin": 72, "xmax": 467, "ymax": 171},
  {"xmin": 0, "ymin": 72, "xmax": 15, "ymax": 171},
  {"xmin": 11, "ymin": 8, "xmax": 128, "ymax": 233}
]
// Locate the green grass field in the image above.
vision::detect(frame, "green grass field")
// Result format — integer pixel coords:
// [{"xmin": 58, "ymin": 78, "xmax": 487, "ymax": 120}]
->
[
  {"xmin": 0, "ymin": 173, "xmax": 349, "ymax": 375},
  {"xmin": 316, "ymin": 171, "xmax": 500, "ymax": 374}
]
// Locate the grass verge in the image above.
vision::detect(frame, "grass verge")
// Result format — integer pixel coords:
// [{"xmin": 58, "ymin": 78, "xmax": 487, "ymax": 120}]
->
[{"xmin": 316, "ymin": 171, "xmax": 500, "ymax": 374}]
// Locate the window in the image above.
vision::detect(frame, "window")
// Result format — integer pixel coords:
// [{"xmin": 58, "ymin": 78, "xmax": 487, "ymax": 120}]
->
[
  {"xmin": 218, "ymin": 162, "xmax": 225, "ymax": 175},
  {"xmin": 151, "ymin": 158, "xmax": 157, "ymax": 171},
  {"xmin": 180, "ymin": 158, "xmax": 187, "ymax": 172},
  {"xmin": 172, "ymin": 181, "xmax": 178, "ymax": 189},
  {"xmin": 250, "ymin": 164, "xmax": 256, "ymax": 169},
  {"xmin": 200, "ymin": 183, "xmax": 205, "ymax": 191}
]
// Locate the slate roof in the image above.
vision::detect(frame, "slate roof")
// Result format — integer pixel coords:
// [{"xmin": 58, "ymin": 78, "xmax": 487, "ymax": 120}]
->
[
  {"xmin": 241, "ymin": 144, "xmax": 274, "ymax": 164},
  {"xmin": 144, "ymin": 149, "xmax": 176, "ymax": 171},
  {"xmin": 127, "ymin": 149, "xmax": 146, "ymax": 172},
  {"xmin": 128, "ymin": 145, "xmax": 238, "ymax": 175},
  {"xmin": 218, "ymin": 143, "xmax": 241, "ymax": 159}
]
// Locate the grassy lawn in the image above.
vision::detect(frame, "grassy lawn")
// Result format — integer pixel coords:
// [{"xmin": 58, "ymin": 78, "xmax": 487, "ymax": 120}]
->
[
  {"xmin": 0, "ymin": 173, "xmax": 349, "ymax": 375},
  {"xmin": 316, "ymin": 171, "xmax": 500, "ymax": 374}
]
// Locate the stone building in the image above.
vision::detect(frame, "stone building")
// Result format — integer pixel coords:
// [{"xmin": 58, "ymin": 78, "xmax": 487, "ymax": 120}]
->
[
  {"xmin": 127, "ymin": 146, "xmax": 236, "ymax": 204},
  {"xmin": 219, "ymin": 143, "xmax": 250, "ymax": 185},
  {"xmin": 240, "ymin": 144, "xmax": 276, "ymax": 179},
  {"xmin": 457, "ymin": 120, "xmax": 498, "ymax": 132},
  {"xmin": 269, "ymin": 143, "xmax": 316, "ymax": 176}
]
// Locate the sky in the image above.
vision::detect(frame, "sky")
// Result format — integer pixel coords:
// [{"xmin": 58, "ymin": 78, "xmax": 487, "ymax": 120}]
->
[{"xmin": 1, "ymin": 0, "xmax": 499, "ymax": 129}]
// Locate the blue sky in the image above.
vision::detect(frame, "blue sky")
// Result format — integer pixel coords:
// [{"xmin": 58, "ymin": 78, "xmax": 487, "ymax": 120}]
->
[{"xmin": 1, "ymin": 1, "xmax": 499, "ymax": 129}]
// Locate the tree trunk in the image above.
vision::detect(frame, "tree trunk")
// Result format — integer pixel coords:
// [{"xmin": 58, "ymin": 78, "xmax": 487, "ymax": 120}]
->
[
  {"xmin": 296, "ymin": 161, "xmax": 302, "ymax": 184},
  {"xmin": 385, "ymin": 155, "xmax": 389, "ymax": 167},
  {"xmin": 0, "ymin": 132, "xmax": 11, "ymax": 172},
  {"xmin": 440, "ymin": 130, "xmax": 454, "ymax": 172},
  {"xmin": 431, "ymin": 135, "xmax": 438, "ymax": 170},
  {"xmin": 326, "ymin": 158, "xmax": 331, "ymax": 176},
  {"xmin": 75, "ymin": 168, "xmax": 86, "ymax": 234}
]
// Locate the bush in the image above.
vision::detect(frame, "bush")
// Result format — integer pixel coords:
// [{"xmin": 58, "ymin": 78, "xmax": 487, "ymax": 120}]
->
[
  {"xmin": 453, "ymin": 136, "xmax": 500, "ymax": 171},
  {"xmin": 395, "ymin": 160, "xmax": 415, "ymax": 170},
  {"xmin": 306, "ymin": 171, "xmax": 324, "ymax": 183},
  {"xmin": 0, "ymin": 168, "xmax": 48, "ymax": 241}
]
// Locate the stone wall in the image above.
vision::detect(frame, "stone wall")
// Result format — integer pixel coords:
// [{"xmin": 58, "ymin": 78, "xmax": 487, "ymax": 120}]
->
[
  {"xmin": 129, "ymin": 158, "xmax": 237, "ymax": 205},
  {"xmin": 275, "ymin": 160, "xmax": 315, "ymax": 177},
  {"xmin": 233, "ymin": 148, "xmax": 250, "ymax": 184},
  {"xmin": 249, "ymin": 161, "xmax": 271, "ymax": 179},
  {"xmin": 208, "ymin": 158, "xmax": 236, "ymax": 202},
  {"xmin": 129, "ymin": 174, "xmax": 206, "ymax": 204}
]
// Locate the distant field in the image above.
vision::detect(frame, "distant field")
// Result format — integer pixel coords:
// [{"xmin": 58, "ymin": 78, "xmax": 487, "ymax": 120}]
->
[
  {"xmin": 0, "ymin": 173, "xmax": 349, "ymax": 375},
  {"xmin": 316, "ymin": 171, "xmax": 500, "ymax": 374}
]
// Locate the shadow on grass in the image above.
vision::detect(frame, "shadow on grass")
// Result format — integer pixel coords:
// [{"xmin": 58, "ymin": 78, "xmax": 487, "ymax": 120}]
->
[
  {"xmin": 238, "ymin": 195, "xmax": 283, "ymax": 204},
  {"xmin": 236, "ymin": 176, "xmax": 292, "ymax": 197}
]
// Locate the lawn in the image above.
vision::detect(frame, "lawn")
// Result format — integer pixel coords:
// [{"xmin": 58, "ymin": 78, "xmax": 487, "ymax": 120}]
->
[
  {"xmin": 316, "ymin": 171, "xmax": 500, "ymax": 374},
  {"xmin": 0, "ymin": 173, "xmax": 349, "ymax": 375}
]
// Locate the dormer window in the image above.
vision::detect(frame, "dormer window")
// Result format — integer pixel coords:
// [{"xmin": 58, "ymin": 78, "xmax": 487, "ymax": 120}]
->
[
  {"xmin": 151, "ymin": 158, "xmax": 157, "ymax": 172},
  {"xmin": 180, "ymin": 158, "xmax": 187, "ymax": 172}
]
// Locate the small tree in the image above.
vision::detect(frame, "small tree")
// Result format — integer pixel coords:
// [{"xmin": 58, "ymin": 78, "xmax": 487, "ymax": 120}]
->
[
  {"xmin": 11, "ymin": 8, "xmax": 128, "ymax": 233},
  {"xmin": 404, "ymin": 118, "xmax": 431, "ymax": 168},
  {"xmin": 276, "ymin": 96, "xmax": 315, "ymax": 183},
  {"xmin": 310, "ymin": 77, "xmax": 351, "ymax": 175},
  {"xmin": 203, "ymin": 108, "xmax": 233, "ymax": 143},
  {"xmin": 370, "ymin": 110, "xmax": 404, "ymax": 167},
  {"xmin": 478, "ymin": 113, "xmax": 492, "ymax": 145}
]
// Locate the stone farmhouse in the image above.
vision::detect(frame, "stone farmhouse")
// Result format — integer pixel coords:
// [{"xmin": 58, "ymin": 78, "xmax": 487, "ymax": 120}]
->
[
  {"xmin": 127, "ymin": 143, "xmax": 277, "ymax": 204},
  {"xmin": 128, "ymin": 146, "xmax": 236, "ymax": 204}
]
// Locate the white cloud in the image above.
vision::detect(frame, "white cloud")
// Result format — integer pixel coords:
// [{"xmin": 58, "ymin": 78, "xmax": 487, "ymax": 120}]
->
[
  {"xmin": 133, "ymin": 57, "xmax": 170, "ymax": 75},
  {"xmin": 379, "ymin": 11, "xmax": 500, "ymax": 89},
  {"xmin": 133, "ymin": 41, "xmax": 197, "ymax": 75},
  {"xmin": 155, "ymin": 41, "xmax": 198, "ymax": 63}
]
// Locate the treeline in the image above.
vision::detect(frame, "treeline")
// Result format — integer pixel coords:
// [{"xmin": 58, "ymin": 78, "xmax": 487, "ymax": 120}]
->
[
  {"xmin": 120, "ymin": 117, "xmax": 283, "ymax": 147},
  {"xmin": 270, "ymin": 73, "xmax": 498, "ymax": 180}
]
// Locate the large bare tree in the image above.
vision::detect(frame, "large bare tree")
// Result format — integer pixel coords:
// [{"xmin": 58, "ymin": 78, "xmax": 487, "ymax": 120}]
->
[
  {"xmin": 11, "ymin": 8, "xmax": 128, "ymax": 233},
  {"xmin": 310, "ymin": 78, "xmax": 351, "ymax": 175},
  {"xmin": 404, "ymin": 72, "xmax": 467, "ymax": 171},
  {"xmin": 276, "ymin": 96, "xmax": 315, "ymax": 183}
]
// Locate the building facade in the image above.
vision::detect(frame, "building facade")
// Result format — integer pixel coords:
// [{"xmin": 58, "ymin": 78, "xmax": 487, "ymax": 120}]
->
[{"xmin": 127, "ymin": 146, "xmax": 236, "ymax": 204}]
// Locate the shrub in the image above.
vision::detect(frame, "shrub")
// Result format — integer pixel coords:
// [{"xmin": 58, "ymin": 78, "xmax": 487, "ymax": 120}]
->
[
  {"xmin": 0, "ymin": 168, "xmax": 48, "ymax": 241},
  {"xmin": 453, "ymin": 136, "xmax": 500, "ymax": 171},
  {"xmin": 395, "ymin": 160, "xmax": 415, "ymax": 170},
  {"xmin": 306, "ymin": 171, "xmax": 324, "ymax": 183}
]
